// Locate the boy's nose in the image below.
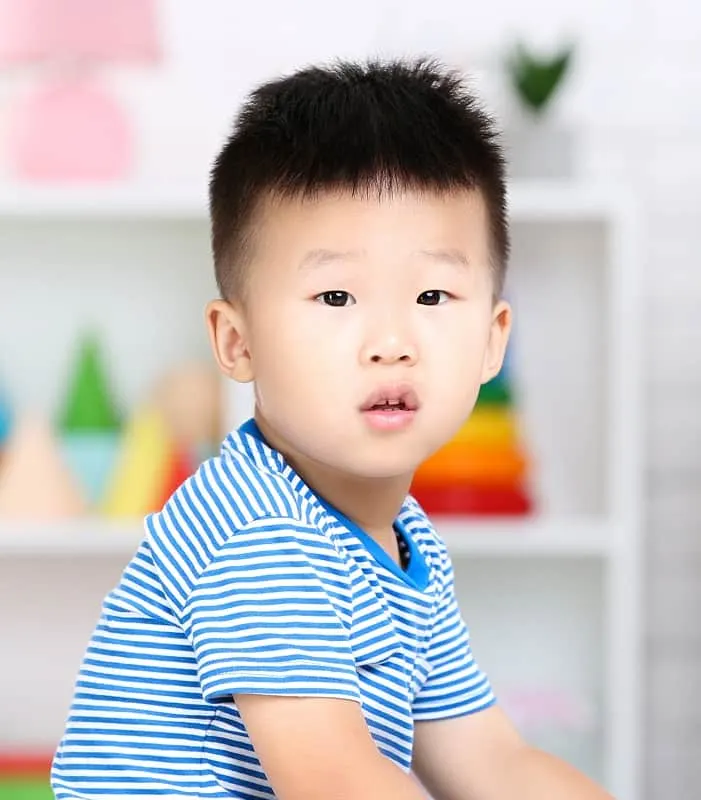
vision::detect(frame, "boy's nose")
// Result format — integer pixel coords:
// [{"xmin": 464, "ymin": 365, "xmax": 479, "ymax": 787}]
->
[{"xmin": 361, "ymin": 333, "xmax": 418, "ymax": 366}]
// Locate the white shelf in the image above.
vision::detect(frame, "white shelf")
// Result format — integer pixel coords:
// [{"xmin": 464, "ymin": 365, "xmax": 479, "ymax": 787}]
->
[
  {"xmin": 0, "ymin": 519, "xmax": 145, "ymax": 555},
  {"xmin": 0, "ymin": 516, "xmax": 612, "ymax": 558},
  {"xmin": 0, "ymin": 180, "xmax": 628, "ymax": 223},
  {"xmin": 0, "ymin": 183, "xmax": 210, "ymax": 220},
  {"xmin": 436, "ymin": 516, "xmax": 613, "ymax": 557}
]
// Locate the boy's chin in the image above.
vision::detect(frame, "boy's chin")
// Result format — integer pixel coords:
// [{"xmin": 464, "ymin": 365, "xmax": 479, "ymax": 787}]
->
[{"xmin": 338, "ymin": 454, "xmax": 425, "ymax": 483}]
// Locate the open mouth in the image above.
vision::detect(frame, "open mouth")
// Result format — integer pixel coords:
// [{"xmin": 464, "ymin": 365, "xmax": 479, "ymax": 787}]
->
[
  {"xmin": 361, "ymin": 386, "xmax": 419, "ymax": 413},
  {"xmin": 369, "ymin": 399, "xmax": 409, "ymax": 411}
]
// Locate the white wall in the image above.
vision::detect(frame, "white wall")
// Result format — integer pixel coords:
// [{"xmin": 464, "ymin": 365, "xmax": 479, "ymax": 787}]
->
[{"xmin": 2, "ymin": 1, "xmax": 701, "ymax": 797}]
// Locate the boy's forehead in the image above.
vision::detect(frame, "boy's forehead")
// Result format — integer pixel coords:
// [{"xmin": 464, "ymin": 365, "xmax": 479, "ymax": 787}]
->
[
  {"xmin": 239, "ymin": 186, "xmax": 494, "ymax": 300},
  {"xmin": 254, "ymin": 186, "xmax": 489, "ymax": 250}
]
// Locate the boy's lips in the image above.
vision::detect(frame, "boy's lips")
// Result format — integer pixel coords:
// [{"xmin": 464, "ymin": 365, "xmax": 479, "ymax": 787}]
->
[
  {"xmin": 360, "ymin": 385, "xmax": 418, "ymax": 431},
  {"xmin": 360, "ymin": 385, "xmax": 420, "ymax": 413}
]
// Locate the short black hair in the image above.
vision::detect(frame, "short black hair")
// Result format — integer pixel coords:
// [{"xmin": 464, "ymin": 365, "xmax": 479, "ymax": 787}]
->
[{"xmin": 209, "ymin": 57, "xmax": 509, "ymax": 300}]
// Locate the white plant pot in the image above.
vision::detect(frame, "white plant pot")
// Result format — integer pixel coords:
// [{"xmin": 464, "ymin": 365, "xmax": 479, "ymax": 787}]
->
[{"xmin": 504, "ymin": 115, "xmax": 576, "ymax": 180}]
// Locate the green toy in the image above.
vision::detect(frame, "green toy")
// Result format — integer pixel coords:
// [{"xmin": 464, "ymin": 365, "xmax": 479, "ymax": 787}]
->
[
  {"xmin": 57, "ymin": 332, "xmax": 122, "ymax": 506},
  {"xmin": 58, "ymin": 332, "xmax": 121, "ymax": 432}
]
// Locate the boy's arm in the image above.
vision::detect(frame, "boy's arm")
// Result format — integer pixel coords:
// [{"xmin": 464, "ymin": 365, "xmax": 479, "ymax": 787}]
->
[
  {"xmin": 235, "ymin": 693, "xmax": 428, "ymax": 800},
  {"xmin": 409, "ymin": 537, "xmax": 613, "ymax": 800},
  {"xmin": 169, "ymin": 515, "xmax": 425, "ymax": 798},
  {"xmin": 412, "ymin": 704, "xmax": 614, "ymax": 800}
]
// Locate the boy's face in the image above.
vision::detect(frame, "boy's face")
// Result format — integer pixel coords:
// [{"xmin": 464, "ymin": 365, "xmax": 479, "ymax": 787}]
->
[{"xmin": 208, "ymin": 189, "xmax": 510, "ymax": 480}]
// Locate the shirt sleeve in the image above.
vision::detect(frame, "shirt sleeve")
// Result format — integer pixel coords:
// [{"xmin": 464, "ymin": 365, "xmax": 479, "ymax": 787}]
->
[
  {"xmin": 180, "ymin": 517, "xmax": 361, "ymax": 705},
  {"xmin": 412, "ymin": 556, "xmax": 495, "ymax": 720}
]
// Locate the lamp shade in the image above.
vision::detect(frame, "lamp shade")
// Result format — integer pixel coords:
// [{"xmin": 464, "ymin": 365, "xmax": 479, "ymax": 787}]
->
[
  {"xmin": 0, "ymin": 0, "xmax": 161, "ymax": 63},
  {"xmin": 10, "ymin": 75, "xmax": 132, "ymax": 181}
]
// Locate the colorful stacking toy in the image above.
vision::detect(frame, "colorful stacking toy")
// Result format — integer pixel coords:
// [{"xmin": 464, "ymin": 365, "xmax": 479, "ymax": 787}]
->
[{"xmin": 411, "ymin": 345, "xmax": 534, "ymax": 516}]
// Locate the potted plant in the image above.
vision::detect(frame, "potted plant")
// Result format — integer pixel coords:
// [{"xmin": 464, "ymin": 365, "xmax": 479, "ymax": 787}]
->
[{"xmin": 504, "ymin": 40, "xmax": 576, "ymax": 179}]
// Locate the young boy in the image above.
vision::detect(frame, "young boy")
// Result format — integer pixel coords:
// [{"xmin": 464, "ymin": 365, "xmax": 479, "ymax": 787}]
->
[{"xmin": 52, "ymin": 59, "xmax": 613, "ymax": 799}]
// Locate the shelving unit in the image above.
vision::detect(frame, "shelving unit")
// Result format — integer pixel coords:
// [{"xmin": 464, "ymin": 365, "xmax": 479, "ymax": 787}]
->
[
  {"xmin": 0, "ymin": 515, "xmax": 612, "ymax": 558},
  {"xmin": 0, "ymin": 179, "xmax": 630, "ymax": 221},
  {"xmin": 0, "ymin": 180, "xmax": 641, "ymax": 799}
]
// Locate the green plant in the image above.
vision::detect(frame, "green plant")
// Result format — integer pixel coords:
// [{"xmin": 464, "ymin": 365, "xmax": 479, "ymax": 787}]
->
[{"xmin": 506, "ymin": 41, "xmax": 574, "ymax": 115}]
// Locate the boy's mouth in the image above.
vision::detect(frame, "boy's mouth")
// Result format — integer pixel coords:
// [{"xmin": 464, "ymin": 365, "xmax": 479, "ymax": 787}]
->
[{"xmin": 360, "ymin": 385, "xmax": 419, "ymax": 413}]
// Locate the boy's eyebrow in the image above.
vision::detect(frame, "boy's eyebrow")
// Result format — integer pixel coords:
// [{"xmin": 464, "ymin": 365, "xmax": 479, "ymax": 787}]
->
[
  {"xmin": 298, "ymin": 249, "xmax": 365, "ymax": 270},
  {"xmin": 297, "ymin": 247, "xmax": 470, "ymax": 271},
  {"xmin": 417, "ymin": 248, "xmax": 471, "ymax": 270}
]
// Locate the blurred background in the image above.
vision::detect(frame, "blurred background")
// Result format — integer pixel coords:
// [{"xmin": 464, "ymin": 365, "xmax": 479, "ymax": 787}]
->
[{"xmin": 0, "ymin": 1, "xmax": 699, "ymax": 799}]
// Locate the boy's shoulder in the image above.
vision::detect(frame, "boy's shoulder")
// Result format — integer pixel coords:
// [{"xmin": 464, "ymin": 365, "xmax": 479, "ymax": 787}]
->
[
  {"xmin": 189, "ymin": 424, "xmax": 313, "ymax": 515},
  {"xmin": 142, "ymin": 421, "xmax": 454, "ymax": 607},
  {"xmin": 144, "ymin": 424, "xmax": 328, "ymax": 590}
]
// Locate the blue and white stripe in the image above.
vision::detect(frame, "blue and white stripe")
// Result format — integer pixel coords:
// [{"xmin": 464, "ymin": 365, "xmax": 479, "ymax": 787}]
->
[{"xmin": 51, "ymin": 419, "xmax": 494, "ymax": 798}]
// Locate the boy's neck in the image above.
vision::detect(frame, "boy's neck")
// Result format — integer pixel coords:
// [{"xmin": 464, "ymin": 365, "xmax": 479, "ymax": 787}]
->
[
  {"xmin": 305, "ymin": 468, "xmax": 412, "ymax": 541},
  {"xmin": 253, "ymin": 415, "xmax": 412, "ymax": 538}
]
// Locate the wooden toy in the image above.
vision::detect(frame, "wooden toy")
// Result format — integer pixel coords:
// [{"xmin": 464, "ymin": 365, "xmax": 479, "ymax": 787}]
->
[
  {"xmin": 101, "ymin": 404, "xmax": 173, "ymax": 518},
  {"xmin": 414, "ymin": 442, "xmax": 528, "ymax": 485},
  {"xmin": 58, "ymin": 332, "xmax": 121, "ymax": 506},
  {"xmin": 475, "ymin": 373, "xmax": 512, "ymax": 406},
  {"xmin": 61, "ymin": 432, "xmax": 119, "ymax": 508},
  {"xmin": 150, "ymin": 362, "xmax": 223, "ymax": 458},
  {"xmin": 0, "ymin": 752, "xmax": 54, "ymax": 800},
  {"xmin": 58, "ymin": 333, "xmax": 120, "ymax": 433},
  {"xmin": 411, "ymin": 483, "xmax": 532, "ymax": 516},
  {"xmin": 0, "ymin": 414, "xmax": 87, "ymax": 518},
  {"xmin": 156, "ymin": 447, "xmax": 195, "ymax": 509},
  {"xmin": 451, "ymin": 407, "xmax": 517, "ymax": 447},
  {"xmin": 0, "ymin": 388, "xmax": 11, "ymax": 447}
]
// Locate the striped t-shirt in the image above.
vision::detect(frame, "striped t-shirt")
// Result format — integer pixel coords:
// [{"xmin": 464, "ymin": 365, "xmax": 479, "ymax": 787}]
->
[{"xmin": 52, "ymin": 419, "xmax": 495, "ymax": 798}]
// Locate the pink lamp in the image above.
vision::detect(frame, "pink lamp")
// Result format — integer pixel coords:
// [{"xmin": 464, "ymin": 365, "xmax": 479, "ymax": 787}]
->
[{"xmin": 0, "ymin": 0, "xmax": 161, "ymax": 182}]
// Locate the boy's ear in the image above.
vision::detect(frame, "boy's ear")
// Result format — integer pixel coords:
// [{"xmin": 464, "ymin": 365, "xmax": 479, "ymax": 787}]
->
[
  {"xmin": 480, "ymin": 299, "xmax": 512, "ymax": 385},
  {"xmin": 205, "ymin": 299, "xmax": 254, "ymax": 383}
]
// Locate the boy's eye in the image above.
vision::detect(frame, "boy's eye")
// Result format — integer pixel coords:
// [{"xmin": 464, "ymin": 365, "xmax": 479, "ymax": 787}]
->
[
  {"xmin": 316, "ymin": 291, "xmax": 355, "ymax": 307},
  {"xmin": 417, "ymin": 290, "xmax": 450, "ymax": 305}
]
